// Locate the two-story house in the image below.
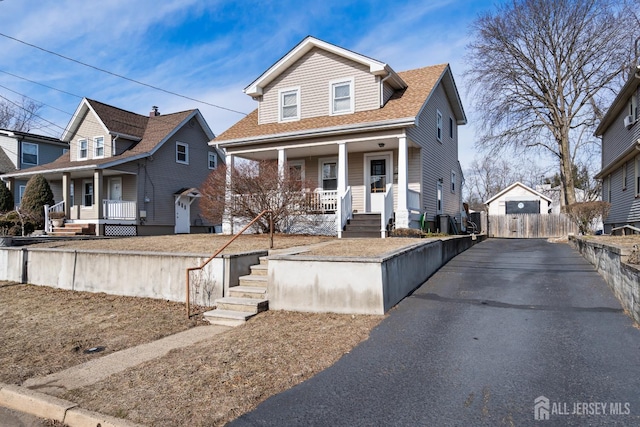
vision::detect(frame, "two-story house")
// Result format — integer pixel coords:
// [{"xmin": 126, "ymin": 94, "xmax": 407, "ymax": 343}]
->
[
  {"xmin": 1, "ymin": 98, "xmax": 223, "ymax": 236},
  {"xmin": 0, "ymin": 129, "xmax": 69, "ymax": 206},
  {"xmin": 213, "ymin": 36, "xmax": 467, "ymax": 237},
  {"xmin": 595, "ymin": 68, "xmax": 640, "ymax": 233}
]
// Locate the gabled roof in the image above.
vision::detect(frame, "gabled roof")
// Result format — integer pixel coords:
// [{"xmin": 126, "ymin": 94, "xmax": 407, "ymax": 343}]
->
[
  {"xmin": 594, "ymin": 71, "xmax": 640, "ymax": 136},
  {"xmin": 485, "ymin": 182, "xmax": 553, "ymax": 205},
  {"xmin": 2, "ymin": 103, "xmax": 217, "ymax": 179},
  {"xmin": 244, "ymin": 36, "xmax": 406, "ymax": 97},
  {"xmin": 216, "ymin": 64, "xmax": 466, "ymax": 145},
  {"xmin": 62, "ymin": 98, "xmax": 149, "ymax": 142},
  {"xmin": 0, "ymin": 129, "xmax": 68, "ymax": 146}
]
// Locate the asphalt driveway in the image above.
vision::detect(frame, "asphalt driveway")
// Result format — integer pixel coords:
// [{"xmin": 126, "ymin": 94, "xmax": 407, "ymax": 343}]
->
[{"xmin": 230, "ymin": 239, "xmax": 640, "ymax": 426}]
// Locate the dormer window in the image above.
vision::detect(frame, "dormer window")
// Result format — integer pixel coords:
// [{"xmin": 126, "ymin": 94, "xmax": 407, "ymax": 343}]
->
[
  {"xmin": 94, "ymin": 136, "xmax": 104, "ymax": 158},
  {"xmin": 629, "ymin": 94, "xmax": 638, "ymax": 120},
  {"xmin": 331, "ymin": 79, "xmax": 354, "ymax": 115},
  {"xmin": 78, "ymin": 139, "xmax": 88, "ymax": 159},
  {"xmin": 279, "ymin": 88, "xmax": 300, "ymax": 121}
]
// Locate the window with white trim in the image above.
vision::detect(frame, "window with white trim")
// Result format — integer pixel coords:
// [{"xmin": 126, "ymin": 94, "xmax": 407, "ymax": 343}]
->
[
  {"xmin": 19, "ymin": 185, "xmax": 26, "ymax": 204},
  {"xmin": 78, "ymin": 139, "xmax": 88, "ymax": 159},
  {"xmin": 331, "ymin": 79, "xmax": 353, "ymax": 114},
  {"xmin": 449, "ymin": 117, "xmax": 454, "ymax": 139},
  {"xmin": 629, "ymin": 94, "xmax": 638, "ymax": 121},
  {"xmin": 436, "ymin": 181, "xmax": 443, "ymax": 214},
  {"xmin": 70, "ymin": 182, "xmax": 75, "ymax": 207},
  {"xmin": 622, "ymin": 162, "xmax": 627, "ymax": 190},
  {"xmin": 94, "ymin": 136, "xmax": 104, "ymax": 158},
  {"xmin": 208, "ymin": 152, "xmax": 217, "ymax": 170},
  {"xmin": 83, "ymin": 180, "xmax": 93, "ymax": 207},
  {"xmin": 176, "ymin": 142, "xmax": 189, "ymax": 164},
  {"xmin": 604, "ymin": 174, "xmax": 611, "ymax": 203},
  {"xmin": 321, "ymin": 159, "xmax": 338, "ymax": 191},
  {"xmin": 279, "ymin": 88, "xmax": 299, "ymax": 121},
  {"xmin": 21, "ymin": 142, "xmax": 38, "ymax": 165},
  {"xmin": 636, "ymin": 155, "xmax": 640, "ymax": 196},
  {"xmin": 436, "ymin": 110, "xmax": 443, "ymax": 142},
  {"xmin": 289, "ymin": 160, "xmax": 305, "ymax": 191},
  {"xmin": 451, "ymin": 171, "xmax": 456, "ymax": 193}
]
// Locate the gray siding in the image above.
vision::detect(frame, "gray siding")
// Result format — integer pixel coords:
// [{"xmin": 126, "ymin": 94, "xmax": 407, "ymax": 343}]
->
[
  {"xmin": 259, "ymin": 47, "xmax": 380, "ymax": 124},
  {"xmin": 407, "ymin": 83, "xmax": 460, "ymax": 222},
  {"xmin": 19, "ymin": 141, "xmax": 66, "ymax": 169},
  {"xmin": 382, "ymin": 81, "xmax": 395, "ymax": 105},
  {"xmin": 602, "ymin": 86, "xmax": 640, "ymax": 168},
  {"xmin": 603, "ymin": 157, "xmax": 640, "ymax": 227}
]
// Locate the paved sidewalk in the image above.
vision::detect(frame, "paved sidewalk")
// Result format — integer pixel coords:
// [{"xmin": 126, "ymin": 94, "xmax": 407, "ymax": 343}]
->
[{"xmin": 1, "ymin": 324, "xmax": 230, "ymax": 426}]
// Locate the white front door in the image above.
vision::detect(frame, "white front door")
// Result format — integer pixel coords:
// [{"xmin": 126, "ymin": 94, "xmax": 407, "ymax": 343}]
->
[
  {"xmin": 108, "ymin": 177, "xmax": 122, "ymax": 201},
  {"xmin": 175, "ymin": 195, "xmax": 190, "ymax": 234},
  {"xmin": 365, "ymin": 153, "xmax": 392, "ymax": 212}
]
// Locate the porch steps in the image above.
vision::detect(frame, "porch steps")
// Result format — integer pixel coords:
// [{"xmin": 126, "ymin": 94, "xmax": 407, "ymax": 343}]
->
[
  {"xmin": 49, "ymin": 223, "xmax": 96, "ymax": 236},
  {"xmin": 342, "ymin": 213, "xmax": 387, "ymax": 238},
  {"xmin": 203, "ymin": 256, "xmax": 270, "ymax": 326}
]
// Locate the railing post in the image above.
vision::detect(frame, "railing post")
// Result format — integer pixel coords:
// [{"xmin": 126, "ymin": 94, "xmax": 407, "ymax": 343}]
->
[
  {"xmin": 44, "ymin": 204, "xmax": 50, "ymax": 234},
  {"xmin": 269, "ymin": 212, "xmax": 274, "ymax": 249}
]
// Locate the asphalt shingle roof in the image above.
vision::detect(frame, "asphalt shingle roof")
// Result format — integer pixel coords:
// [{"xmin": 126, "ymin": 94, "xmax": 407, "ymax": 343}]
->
[{"xmin": 215, "ymin": 64, "xmax": 449, "ymax": 143}]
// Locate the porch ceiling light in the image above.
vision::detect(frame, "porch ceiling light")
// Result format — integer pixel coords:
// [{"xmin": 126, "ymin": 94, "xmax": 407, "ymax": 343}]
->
[{"xmin": 378, "ymin": 143, "xmax": 385, "ymax": 148}]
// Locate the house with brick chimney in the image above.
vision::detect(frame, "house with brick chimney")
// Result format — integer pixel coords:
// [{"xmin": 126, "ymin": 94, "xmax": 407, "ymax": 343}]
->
[{"xmin": 1, "ymin": 98, "xmax": 223, "ymax": 236}]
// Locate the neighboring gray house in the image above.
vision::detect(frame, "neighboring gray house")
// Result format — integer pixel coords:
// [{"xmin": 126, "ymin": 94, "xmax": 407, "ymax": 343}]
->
[
  {"xmin": 1, "ymin": 98, "xmax": 223, "ymax": 236},
  {"xmin": 213, "ymin": 36, "xmax": 466, "ymax": 237},
  {"xmin": 595, "ymin": 68, "xmax": 640, "ymax": 233},
  {"xmin": 0, "ymin": 129, "xmax": 69, "ymax": 206}
]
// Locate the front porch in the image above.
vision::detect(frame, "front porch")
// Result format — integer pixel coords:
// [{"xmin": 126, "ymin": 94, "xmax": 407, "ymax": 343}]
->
[{"xmin": 223, "ymin": 130, "xmax": 423, "ymax": 238}]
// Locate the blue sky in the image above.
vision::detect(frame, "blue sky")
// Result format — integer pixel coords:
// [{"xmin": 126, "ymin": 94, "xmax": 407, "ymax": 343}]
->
[{"xmin": 0, "ymin": 0, "xmax": 499, "ymax": 170}]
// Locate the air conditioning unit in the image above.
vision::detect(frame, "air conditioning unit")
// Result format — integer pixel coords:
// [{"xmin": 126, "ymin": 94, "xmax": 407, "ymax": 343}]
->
[{"xmin": 624, "ymin": 115, "xmax": 635, "ymax": 128}]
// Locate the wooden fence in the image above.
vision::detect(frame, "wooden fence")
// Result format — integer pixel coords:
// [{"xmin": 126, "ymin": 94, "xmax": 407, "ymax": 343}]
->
[{"xmin": 488, "ymin": 214, "xmax": 578, "ymax": 238}]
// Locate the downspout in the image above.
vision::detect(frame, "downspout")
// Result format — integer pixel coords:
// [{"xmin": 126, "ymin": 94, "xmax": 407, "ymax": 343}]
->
[
  {"xmin": 111, "ymin": 134, "xmax": 119, "ymax": 156},
  {"xmin": 380, "ymin": 74, "xmax": 392, "ymax": 107}
]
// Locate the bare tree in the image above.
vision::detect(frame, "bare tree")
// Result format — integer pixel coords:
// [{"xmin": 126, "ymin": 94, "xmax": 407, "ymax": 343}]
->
[
  {"xmin": 0, "ymin": 95, "xmax": 43, "ymax": 132},
  {"xmin": 200, "ymin": 160, "xmax": 316, "ymax": 233},
  {"xmin": 466, "ymin": 0, "xmax": 634, "ymax": 208}
]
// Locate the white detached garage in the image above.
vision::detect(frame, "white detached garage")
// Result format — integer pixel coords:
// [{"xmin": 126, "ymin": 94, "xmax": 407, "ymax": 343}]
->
[{"xmin": 485, "ymin": 182, "xmax": 552, "ymax": 216}]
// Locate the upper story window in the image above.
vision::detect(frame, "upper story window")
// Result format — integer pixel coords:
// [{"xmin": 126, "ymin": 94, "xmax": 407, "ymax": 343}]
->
[
  {"xmin": 176, "ymin": 142, "xmax": 189, "ymax": 164},
  {"xmin": 449, "ymin": 117, "xmax": 454, "ymax": 139},
  {"xmin": 331, "ymin": 79, "xmax": 354, "ymax": 115},
  {"xmin": 629, "ymin": 94, "xmax": 638, "ymax": 121},
  {"xmin": 622, "ymin": 162, "xmax": 627, "ymax": 190},
  {"xmin": 78, "ymin": 139, "xmax": 88, "ymax": 159},
  {"xmin": 279, "ymin": 88, "xmax": 300, "ymax": 121},
  {"xmin": 437, "ymin": 110, "xmax": 443, "ymax": 142},
  {"xmin": 94, "ymin": 136, "xmax": 104, "ymax": 158},
  {"xmin": 604, "ymin": 174, "xmax": 611, "ymax": 202},
  {"xmin": 451, "ymin": 170, "xmax": 456, "ymax": 193},
  {"xmin": 21, "ymin": 142, "xmax": 38, "ymax": 165},
  {"xmin": 208, "ymin": 152, "xmax": 217, "ymax": 169}
]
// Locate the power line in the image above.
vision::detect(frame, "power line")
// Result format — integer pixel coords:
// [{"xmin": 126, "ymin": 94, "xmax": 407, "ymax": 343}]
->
[
  {"xmin": 0, "ymin": 69, "xmax": 83, "ymax": 99},
  {"xmin": 0, "ymin": 31, "xmax": 248, "ymax": 116}
]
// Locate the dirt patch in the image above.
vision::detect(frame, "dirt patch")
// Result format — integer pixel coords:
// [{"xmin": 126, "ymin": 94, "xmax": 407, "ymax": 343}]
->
[
  {"xmin": 60, "ymin": 311, "xmax": 383, "ymax": 426},
  {"xmin": 26, "ymin": 234, "xmax": 335, "ymax": 255},
  {"xmin": 303, "ymin": 237, "xmax": 428, "ymax": 257},
  {"xmin": 0, "ymin": 283, "xmax": 203, "ymax": 385}
]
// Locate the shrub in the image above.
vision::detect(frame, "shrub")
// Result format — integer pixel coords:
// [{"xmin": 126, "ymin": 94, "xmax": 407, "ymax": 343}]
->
[
  {"xmin": 19, "ymin": 174, "xmax": 54, "ymax": 229},
  {"xmin": 564, "ymin": 201, "xmax": 610, "ymax": 235},
  {"xmin": 0, "ymin": 184, "xmax": 13, "ymax": 213}
]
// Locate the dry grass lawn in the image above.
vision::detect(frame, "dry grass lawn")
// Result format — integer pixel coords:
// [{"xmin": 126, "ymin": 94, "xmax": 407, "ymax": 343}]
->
[
  {"xmin": 581, "ymin": 235, "xmax": 640, "ymax": 264},
  {"xmin": 61, "ymin": 310, "xmax": 382, "ymax": 427},
  {"xmin": 304, "ymin": 237, "xmax": 430, "ymax": 257},
  {"xmin": 0, "ymin": 283, "xmax": 203, "ymax": 386}
]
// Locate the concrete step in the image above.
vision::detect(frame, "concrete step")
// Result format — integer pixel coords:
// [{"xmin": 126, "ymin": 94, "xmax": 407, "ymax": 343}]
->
[
  {"xmin": 202, "ymin": 309, "xmax": 255, "ymax": 327},
  {"xmin": 342, "ymin": 231, "xmax": 385, "ymax": 238},
  {"xmin": 228, "ymin": 285, "xmax": 268, "ymax": 299},
  {"xmin": 250, "ymin": 264, "xmax": 268, "ymax": 276},
  {"xmin": 214, "ymin": 297, "xmax": 268, "ymax": 313},
  {"xmin": 345, "ymin": 225, "xmax": 381, "ymax": 232},
  {"xmin": 239, "ymin": 274, "xmax": 268, "ymax": 288},
  {"xmin": 259, "ymin": 256, "xmax": 269, "ymax": 265}
]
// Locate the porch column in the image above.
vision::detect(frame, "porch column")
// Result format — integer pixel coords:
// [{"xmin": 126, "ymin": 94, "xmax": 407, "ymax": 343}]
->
[
  {"xmin": 62, "ymin": 173, "xmax": 71, "ymax": 217},
  {"xmin": 337, "ymin": 142, "xmax": 348, "ymax": 194},
  {"xmin": 94, "ymin": 170, "xmax": 103, "ymax": 232},
  {"xmin": 396, "ymin": 136, "xmax": 409, "ymax": 229},
  {"xmin": 278, "ymin": 148, "xmax": 287, "ymax": 182},
  {"xmin": 4, "ymin": 178, "xmax": 14, "ymax": 201},
  {"xmin": 223, "ymin": 154, "xmax": 234, "ymax": 235}
]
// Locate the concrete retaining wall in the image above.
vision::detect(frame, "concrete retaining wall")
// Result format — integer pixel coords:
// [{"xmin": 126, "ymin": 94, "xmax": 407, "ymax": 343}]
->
[
  {"xmin": 571, "ymin": 236, "xmax": 640, "ymax": 323},
  {"xmin": 0, "ymin": 247, "xmax": 266, "ymax": 307},
  {"xmin": 268, "ymin": 235, "xmax": 486, "ymax": 315}
]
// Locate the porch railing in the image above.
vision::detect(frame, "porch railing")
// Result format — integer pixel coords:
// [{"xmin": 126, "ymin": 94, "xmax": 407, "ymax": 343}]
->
[
  {"xmin": 232, "ymin": 190, "xmax": 339, "ymax": 213},
  {"xmin": 381, "ymin": 183, "xmax": 394, "ymax": 238},
  {"xmin": 103, "ymin": 200, "xmax": 137, "ymax": 220},
  {"xmin": 408, "ymin": 189, "xmax": 420, "ymax": 212},
  {"xmin": 336, "ymin": 186, "xmax": 352, "ymax": 238},
  {"xmin": 44, "ymin": 201, "xmax": 65, "ymax": 233}
]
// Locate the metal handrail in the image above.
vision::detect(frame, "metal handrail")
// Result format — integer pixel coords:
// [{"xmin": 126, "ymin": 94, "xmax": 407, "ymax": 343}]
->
[{"xmin": 185, "ymin": 209, "xmax": 273, "ymax": 317}]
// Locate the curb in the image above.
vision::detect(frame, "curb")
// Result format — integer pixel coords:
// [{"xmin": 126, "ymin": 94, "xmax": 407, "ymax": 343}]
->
[{"xmin": 0, "ymin": 382, "xmax": 143, "ymax": 427}]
